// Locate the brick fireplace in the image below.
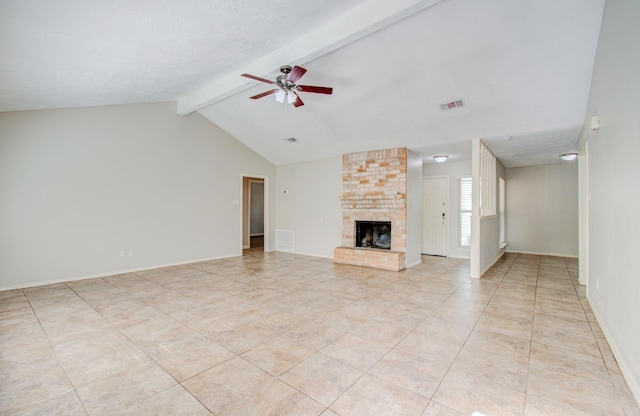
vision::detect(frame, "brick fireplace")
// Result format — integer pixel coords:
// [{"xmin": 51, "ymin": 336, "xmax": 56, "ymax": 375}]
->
[{"xmin": 334, "ymin": 147, "xmax": 408, "ymax": 271}]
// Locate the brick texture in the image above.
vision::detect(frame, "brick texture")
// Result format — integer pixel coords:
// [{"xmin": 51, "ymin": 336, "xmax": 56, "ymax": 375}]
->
[
  {"xmin": 334, "ymin": 246, "xmax": 406, "ymax": 272},
  {"xmin": 335, "ymin": 147, "xmax": 408, "ymax": 271}
]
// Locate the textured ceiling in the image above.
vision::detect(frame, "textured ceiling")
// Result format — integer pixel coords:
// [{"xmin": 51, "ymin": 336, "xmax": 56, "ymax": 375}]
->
[
  {"xmin": 0, "ymin": 0, "xmax": 605, "ymax": 167},
  {"xmin": 0, "ymin": 0, "xmax": 366, "ymax": 111}
]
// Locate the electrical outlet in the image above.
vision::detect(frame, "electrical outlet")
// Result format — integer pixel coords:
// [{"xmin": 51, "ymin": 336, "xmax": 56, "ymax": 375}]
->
[
  {"xmin": 128, "ymin": 249, "xmax": 134, "ymax": 257},
  {"xmin": 120, "ymin": 250, "xmax": 125, "ymax": 257}
]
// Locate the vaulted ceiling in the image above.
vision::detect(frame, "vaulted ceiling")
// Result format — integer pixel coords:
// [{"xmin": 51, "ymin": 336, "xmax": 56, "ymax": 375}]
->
[{"xmin": 0, "ymin": 0, "xmax": 605, "ymax": 167}]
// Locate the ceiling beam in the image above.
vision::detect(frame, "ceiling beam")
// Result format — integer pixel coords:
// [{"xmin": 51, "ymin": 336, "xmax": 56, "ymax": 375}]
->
[{"xmin": 176, "ymin": 0, "xmax": 444, "ymax": 115}]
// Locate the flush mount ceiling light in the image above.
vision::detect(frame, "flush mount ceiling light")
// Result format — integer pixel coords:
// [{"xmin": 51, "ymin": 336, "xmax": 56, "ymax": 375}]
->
[
  {"xmin": 434, "ymin": 155, "xmax": 449, "ymax": 163},
  {"xmin": 559, "ymin": 153, "xmax": 578, "ymax": 161}
]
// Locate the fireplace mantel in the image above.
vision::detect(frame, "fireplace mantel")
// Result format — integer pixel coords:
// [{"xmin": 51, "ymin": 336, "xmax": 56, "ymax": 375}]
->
[{"xmin": 340, "ymin": 197, "xmax": 406, "ymax": 210}]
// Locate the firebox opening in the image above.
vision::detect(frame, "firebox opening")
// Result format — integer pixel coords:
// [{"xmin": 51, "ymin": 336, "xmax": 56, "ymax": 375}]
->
[{"xmin": 355, "ymin": 221, "xmax": 391, "ymax": 250}]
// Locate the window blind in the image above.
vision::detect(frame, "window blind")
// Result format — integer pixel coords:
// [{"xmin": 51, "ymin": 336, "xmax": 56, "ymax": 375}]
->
[{"xmin": 459, "ymin": 177, "xmax": 472, "ymax": 246}]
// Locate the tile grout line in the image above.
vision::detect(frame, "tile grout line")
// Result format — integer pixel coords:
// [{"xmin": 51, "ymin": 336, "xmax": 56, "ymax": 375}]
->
[
  {"xmin": 65, "ymin": 277, "xmax": 232, "ymax": 415},
  {"xmin": 6, "ymin": 253, "xmax": 636, "ymax": 415},
  {"xmin": 522, "ymin": 253, "xmax": 542, "ymax": 415},
  {"xmin": 22, "ymin": 285, "xmax": 92, "ymax": 416},
  {"xmin": 288, "ymin": 257, "xmax": 469, "ymax": 414},
  {"xmin": 423, "ymin": 253, "xmax": 520, "ymax": 412}
]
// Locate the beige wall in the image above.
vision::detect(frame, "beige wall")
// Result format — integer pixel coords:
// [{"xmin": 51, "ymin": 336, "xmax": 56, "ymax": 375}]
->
[
  {"xmin": 505, "ymin": 163, "xmax": 578, "ymax": 257},
  {"xmin": 0, "ymin": 102, "xmax": 276, "ymax": 289},
  {"xmin": 275, "ymin": 157, "xmax": 342, "ymax": 258},
  {"xmin": 406, "ymin": 150, "xmax": 423, "ymax": 267},
  {"xmin": 577, "ymin": 0, "xmax": 640, "ymax": 402}
]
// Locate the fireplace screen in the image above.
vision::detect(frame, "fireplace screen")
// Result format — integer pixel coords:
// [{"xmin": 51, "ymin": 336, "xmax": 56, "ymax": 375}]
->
[{"xmin": 355, "ymin": 221, "xmax": 391, "ymax": 250}]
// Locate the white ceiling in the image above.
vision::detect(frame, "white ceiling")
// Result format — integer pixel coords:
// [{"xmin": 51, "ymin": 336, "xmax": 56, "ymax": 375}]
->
[{"xmin": 0, "ymin": 0, "xmax": 605, "ymax": 167}]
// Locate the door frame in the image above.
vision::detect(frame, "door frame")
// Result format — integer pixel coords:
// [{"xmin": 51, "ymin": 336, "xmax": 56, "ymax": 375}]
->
[
  {"xmin": 579, "ymin": 142, "xmax": 589, "ymax": 286},
  {"xmin": 422, "ymin": 176, "xmax": 449, "ymax": 256},
  {"xmin": 240, "ymin": 174, "xmax": 270, "ymax": 252},
  {"xmin": 247, "ymin": 178, "xmax": 265, "ymax": 238}
]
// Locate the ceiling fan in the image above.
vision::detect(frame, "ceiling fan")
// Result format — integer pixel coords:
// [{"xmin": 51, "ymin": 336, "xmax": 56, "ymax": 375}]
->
[{"xmin": 241, "ymin": 65, "xmax": 333, "ymax": 108}]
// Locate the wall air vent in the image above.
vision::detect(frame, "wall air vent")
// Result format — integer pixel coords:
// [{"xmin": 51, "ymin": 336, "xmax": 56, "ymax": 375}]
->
[
  {"xmin": 276, "ymin": 229, "xmax": 294, "ymax": 251},
  {"xmin": 439, "ymin": 99, "xmax": 465, "ymax": 111},
  {"xmin": 284, "ymin": 137, "xmax": 297, "ymax": 143}
]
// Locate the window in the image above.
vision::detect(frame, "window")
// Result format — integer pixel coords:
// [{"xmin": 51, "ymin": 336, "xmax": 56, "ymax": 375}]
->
[{"xmin": 459, "ymin": 177, "xmax": 472, "ymax": 246}]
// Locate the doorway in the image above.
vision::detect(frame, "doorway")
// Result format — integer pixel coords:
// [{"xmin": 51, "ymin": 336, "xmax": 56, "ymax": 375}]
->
[
  {"xmin": 242, "ymin": 175, "xmax": 269, "ymax": 254},
  {"xmin": 422, "ymin": 177, "xmax": 448, "ymax": 256}
]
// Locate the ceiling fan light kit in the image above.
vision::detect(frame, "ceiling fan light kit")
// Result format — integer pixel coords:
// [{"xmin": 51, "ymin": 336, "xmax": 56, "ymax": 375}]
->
[
  {"xmin": 241, "ymin": 65, "xmax": 333, "ymax": 108},
  {"xmin": 275, "ymin": 89, "xmax": 297, "ymax": 104}
]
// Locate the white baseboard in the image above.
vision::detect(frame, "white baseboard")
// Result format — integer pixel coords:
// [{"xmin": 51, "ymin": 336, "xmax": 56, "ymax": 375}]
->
[
  {"xmin": 478, "ymin": 251, "xmax": 506, "ymax": 278},
  {"xmin": 278, "ymin": 250, "xmax": 334, "ymax": 260},
  {"xmin": 0, "ymin": 254, "xmax": 241, "ymax": 292},
  {"xmin": 506, "ymin": 249, "xmax": 578, "ymax": 258},
  {"xmin": 406, "ymin": 260, "xmax": 422, "ymax": 268},
  {"xmin": 587, "ymin": 294, "xmax": 640, "ymax": 407},
  {"xmin": 446, "ymin": 255, "xmax": 471, "ymax": 260}
]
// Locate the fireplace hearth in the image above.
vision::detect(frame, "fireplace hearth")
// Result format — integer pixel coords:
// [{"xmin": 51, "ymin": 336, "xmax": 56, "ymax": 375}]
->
[{"xmin": 355, "ymin": 221, "xmax": 391, "ymax": 250}]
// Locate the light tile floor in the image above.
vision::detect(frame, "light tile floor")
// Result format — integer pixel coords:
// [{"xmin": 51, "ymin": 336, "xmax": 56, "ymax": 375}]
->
[{"xmin": 1, "ymin": 252, "xmax": 639, "ymax": 415}]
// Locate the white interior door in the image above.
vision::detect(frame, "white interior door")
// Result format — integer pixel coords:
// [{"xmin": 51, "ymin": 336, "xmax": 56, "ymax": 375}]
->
[{"xmin": 422, "ymin": 177, "xmax": 447, "ymax": 256}]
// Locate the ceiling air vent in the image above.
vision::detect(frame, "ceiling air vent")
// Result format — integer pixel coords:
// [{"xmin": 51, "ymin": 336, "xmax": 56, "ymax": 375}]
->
[
  {"xmin": 284, "ymin": 137, "xmax": 297, "ymax": 143},
  {"xmin": 440, "ymin": 99, "xmax": 465, "ymax": 111}
]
